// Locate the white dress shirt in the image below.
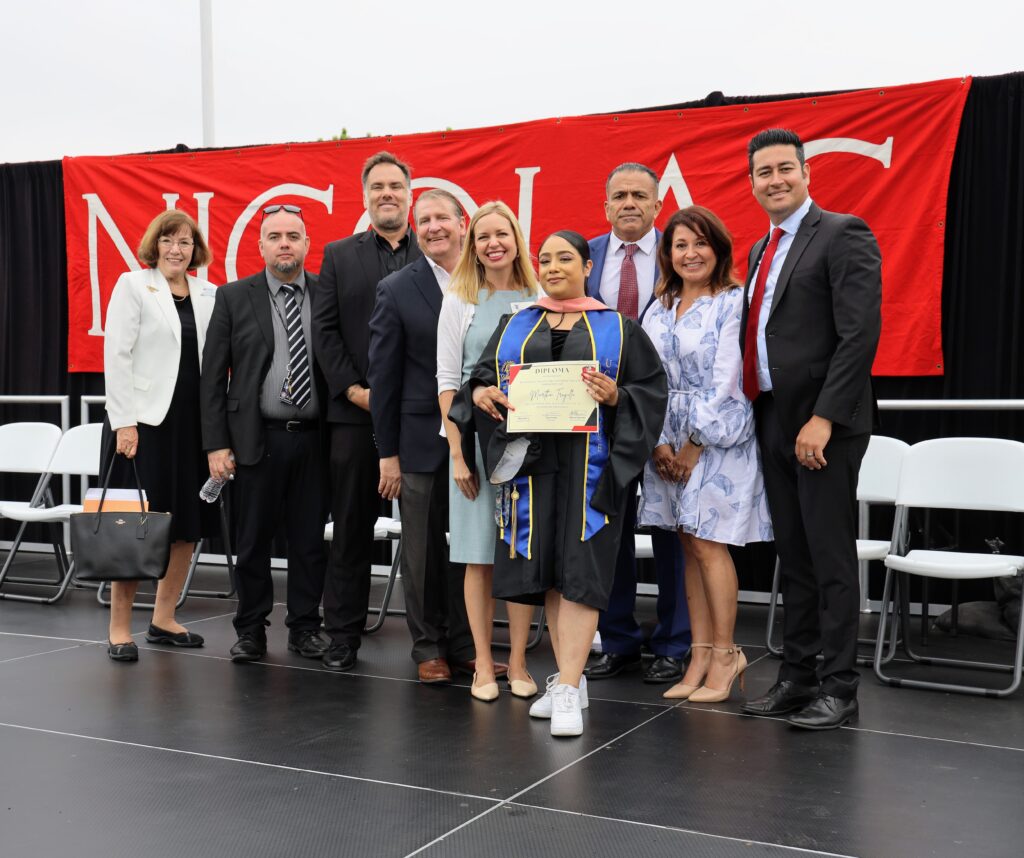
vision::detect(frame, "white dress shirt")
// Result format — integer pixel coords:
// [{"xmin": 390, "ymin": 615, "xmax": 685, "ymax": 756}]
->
[
  {"xmin": 598, "ymin": 227, "xmax": 658, "ymax": 312},
  {"xmin": 749, "ymin": 196, "xmax": 814, "ymax": 392},
  {"xmin": 427, "ymin": 257, "xmax": 450, "ymax": 292}
]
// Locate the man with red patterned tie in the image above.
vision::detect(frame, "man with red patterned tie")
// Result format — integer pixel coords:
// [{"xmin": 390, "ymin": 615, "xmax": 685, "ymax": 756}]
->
[
  {"xmin": 738, "ymin": 129, "xmax": 882, "ymax": 730},
  {"xmin": 583, "ymin": 163, "xmax": 691, "ymax": 686}
]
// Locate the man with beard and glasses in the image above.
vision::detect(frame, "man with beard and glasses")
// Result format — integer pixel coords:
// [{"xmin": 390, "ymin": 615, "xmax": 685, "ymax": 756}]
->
[
  {"xmin": 312, "ymin": 152, "xmax": 423, "ymax": 672},
  {"xmin": 366, "ymin": 189, "xmax": 476, "ymax": 683},
  {"xmin": 201, "ymin": 205, "xmax": 330, "ymax": 662}
]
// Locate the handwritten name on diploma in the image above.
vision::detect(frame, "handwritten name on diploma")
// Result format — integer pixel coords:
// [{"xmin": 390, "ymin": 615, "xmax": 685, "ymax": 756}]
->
[{"xmin": 507, "ymin": 361, "xmax": 599, "ymax": 433}]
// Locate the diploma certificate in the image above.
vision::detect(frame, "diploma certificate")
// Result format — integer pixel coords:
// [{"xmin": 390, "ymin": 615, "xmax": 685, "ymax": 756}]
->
[{"xmin": 506, "ymin": 361, "xmax": 599, "ymax": 433}]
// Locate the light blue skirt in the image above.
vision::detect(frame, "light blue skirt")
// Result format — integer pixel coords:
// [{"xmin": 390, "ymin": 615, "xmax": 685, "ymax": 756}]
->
[{"xmin": 448, "ymin": 440, "xmax": 498, "ymax": 565}]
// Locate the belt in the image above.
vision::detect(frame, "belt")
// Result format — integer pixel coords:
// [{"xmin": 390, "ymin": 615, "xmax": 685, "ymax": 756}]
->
[{"xmin": 264, "ymin": 419, "xmax": 318, "ymax": 432}]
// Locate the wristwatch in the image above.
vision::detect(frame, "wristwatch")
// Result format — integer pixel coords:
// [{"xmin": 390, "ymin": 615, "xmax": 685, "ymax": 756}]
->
[{"xmin": 688, "ymin": 432, "xmax": 703, "ymax": 448}]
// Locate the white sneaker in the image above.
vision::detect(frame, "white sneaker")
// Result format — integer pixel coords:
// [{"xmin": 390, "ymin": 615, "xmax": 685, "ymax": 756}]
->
[
  {"xmin": 529, "ymin": 673, "xmax": 588, "ymax": 718},
  {"xmin": 549, "ymin": 684, "xmax": 584, "ymax": 736}
]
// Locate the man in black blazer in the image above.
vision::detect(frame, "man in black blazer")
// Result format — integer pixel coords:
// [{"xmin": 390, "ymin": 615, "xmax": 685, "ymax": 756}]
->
[
  {"xmin": 312, "ymin": 152, "xmax": 422, "ymax": 671},
  {"xmin": 201, "ymin": 205, "xmax": 329, "ymax": 662},
  {"xmin": 367, "ymin": 189, "xmax": 475, "ymax": 683},
  {"xmin": 738, "ymin": 129, "xmax": 881, "ymax": 729}
]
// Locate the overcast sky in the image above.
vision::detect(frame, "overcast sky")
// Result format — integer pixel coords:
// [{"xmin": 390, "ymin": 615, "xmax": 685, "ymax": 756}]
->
[{"xmin": 3, "ymin": 0, "xmax": 1021, "ymax": 165}]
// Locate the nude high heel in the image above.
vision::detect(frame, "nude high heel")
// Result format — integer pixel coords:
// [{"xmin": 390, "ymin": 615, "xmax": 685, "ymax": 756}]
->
[
  {"xmin": 687, "ymin": 645, "xmax": 747, "ymax": 703},
  {"xmin": 663, "ymin": 643, "xmax": 712, "ymax": 700}
]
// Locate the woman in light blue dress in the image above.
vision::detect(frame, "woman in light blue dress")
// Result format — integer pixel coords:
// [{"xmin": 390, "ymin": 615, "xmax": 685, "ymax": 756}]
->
[
  {"xmin": 639, "ymin": 206, "xmax": 773, "ymax": 704},
  {"xmin": 437, "ymin": 201, "xmax": 538, "ymax": 702}
]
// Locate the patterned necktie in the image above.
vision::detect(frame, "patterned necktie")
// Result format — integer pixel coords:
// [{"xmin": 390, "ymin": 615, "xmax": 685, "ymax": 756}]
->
[
  {"xmin": 618, "ymin": 243, "xmax": 640, "ymax": 320},
  {"xmin": 280, "ymin": 283, "xmax": 311, "ymax": 409},
  {"xmin": 742, "ymin": 227, "xmax": 786, "ymax": 402}
]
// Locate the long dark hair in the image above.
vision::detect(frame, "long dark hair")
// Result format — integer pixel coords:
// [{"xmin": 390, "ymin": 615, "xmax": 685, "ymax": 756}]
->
[
  {"xmin": 655, "ymin": 206, "xmax": 737, "ymax": 308},
  {"xmin": 540, "ymin": 229, "xmax": 591, "ymax": 262}
]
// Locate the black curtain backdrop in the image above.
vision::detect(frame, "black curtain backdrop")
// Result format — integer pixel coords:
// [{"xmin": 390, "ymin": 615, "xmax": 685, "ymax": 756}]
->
[{"xmin": 2, "ymin": 73, "xmax": 1022, "ymax": 591}]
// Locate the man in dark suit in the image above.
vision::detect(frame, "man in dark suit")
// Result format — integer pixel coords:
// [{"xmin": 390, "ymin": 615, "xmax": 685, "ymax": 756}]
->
[
  {"xmin": 367, "ymin": 189, "xmax": 475, "ymax": 683},
  {"xmin": 312, "ymin": 152, "xmax": 422, "ymax": 672},
  {"xmin": 201, "ymin": 204, "xmax": 329, "ymax": 662},
  {"xmin": 738, "ymin": 129, "xmax": 881, "ymax": 730},
  {"xmin": 584, "ymin": 162, "xmax": 690, "ymax": 685}
]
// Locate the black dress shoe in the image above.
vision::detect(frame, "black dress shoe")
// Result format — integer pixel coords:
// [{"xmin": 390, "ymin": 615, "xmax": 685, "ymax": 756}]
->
[
  {"xmin": 643, "ymin": 656, "xmax": 683, "ymax": 684},
  {"xmin": 107, "ymin": 641, "xmax": 139, "ymax": 662},
  {"xmin": 146, "ymin": 624, "xmax": 205, "ymax": 648},
  {"xmin": 230, "ymin": 633, "xmax": 266, "ymax": 663},
  {"xmin": 322, "ymin": 643, "xmax": 357, "ymax": 672},
  {"xmin": 788, "ymin": 694, "xmax": 858, "ymax": 730},
  {"xmin": 584, "ymin": 652, "xmax": 642, "ymax": 680},
  {"xmin": 740, "ymin": 680, "xmax": 819, "ymax": 716},
  {"xmin": 288, "ymin": 630, "xmax": 329, "ymax": 658}
]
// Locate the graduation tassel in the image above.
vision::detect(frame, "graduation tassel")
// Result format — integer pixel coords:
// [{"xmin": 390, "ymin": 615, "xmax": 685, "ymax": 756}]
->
[{"xmin": 509, "ymin": 486, "xmax": 519, "ymax": 559}]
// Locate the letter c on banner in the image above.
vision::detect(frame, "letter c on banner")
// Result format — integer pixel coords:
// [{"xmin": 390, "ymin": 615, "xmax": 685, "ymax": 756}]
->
[{"xmin": 225, "ymin": 184, "xmax": 334, "ymax": 282}]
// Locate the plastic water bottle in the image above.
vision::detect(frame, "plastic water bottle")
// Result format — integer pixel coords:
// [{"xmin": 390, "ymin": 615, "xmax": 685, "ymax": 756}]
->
[{"xmin": 199, "ymin": 455, "xmax": 234, "ymax": 503}]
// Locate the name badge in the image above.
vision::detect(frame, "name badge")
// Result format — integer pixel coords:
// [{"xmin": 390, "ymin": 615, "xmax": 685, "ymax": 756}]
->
[
  {"xmin": 201, "ymin": 285, "xmax": 218, "ymax": 298},
  {"xmin": 510, "ymin": 300, "xmax": 536, "ymax": 312}
]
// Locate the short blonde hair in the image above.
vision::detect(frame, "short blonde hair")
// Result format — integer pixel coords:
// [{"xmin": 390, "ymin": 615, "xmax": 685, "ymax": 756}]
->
[
  {"xmin": 449, "ymin": 201, "xmax": 537, "ymax": 304},
  {"xmin": 137, "ymin": 210, "xmax": 212, "ymax": 269}
]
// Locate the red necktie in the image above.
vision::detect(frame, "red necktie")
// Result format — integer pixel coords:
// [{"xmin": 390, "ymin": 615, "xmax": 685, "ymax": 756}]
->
[
  {"xmin": 742, "ymin": 227, "xmax": 785, "ymax": 402},
  {"xmin": 618, "ymin": 243, "xmax": 639, "ymax": 320}
]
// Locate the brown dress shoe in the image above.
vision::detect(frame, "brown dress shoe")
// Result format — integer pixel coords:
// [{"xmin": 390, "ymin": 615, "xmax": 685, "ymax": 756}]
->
[
  {"xmin": 418, "ymin": 658, "xmax": 452, "ymax": 684},
  {"xmin": 452, "ymin": 659, "xmax": 508, "ymax": 679}
]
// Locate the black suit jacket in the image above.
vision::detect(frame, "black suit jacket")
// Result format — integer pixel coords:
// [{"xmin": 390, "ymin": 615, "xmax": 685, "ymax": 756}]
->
[
  {"xmin": 366, "ymin": 256, "xmax": 449, "ymax": 473},
  {"xmin": 200, "ymin": 270, "xmax": 326, "ymax": 466},
  {"xmin": 312, "ymin": 229, "xmax": 423, "ymax": 425},
  {"xmin": 740, "ymin": 203, "xmax": 882, "ymax": 442}
]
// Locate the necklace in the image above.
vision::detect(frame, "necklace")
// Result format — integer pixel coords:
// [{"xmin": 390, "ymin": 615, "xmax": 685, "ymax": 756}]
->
[{"xmin": 172, "ymin": 292, "xmax": 188, "ymax": 303}]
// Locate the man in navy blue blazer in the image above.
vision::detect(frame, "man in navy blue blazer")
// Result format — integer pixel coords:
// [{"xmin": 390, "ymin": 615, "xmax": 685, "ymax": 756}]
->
[
  {"xmin": 367, "ymin": 189, "xmax": 475, "ymax": 684},
  {"xmin": 584, "ymin": 163, "xmax": 691, "ymax": 684}
]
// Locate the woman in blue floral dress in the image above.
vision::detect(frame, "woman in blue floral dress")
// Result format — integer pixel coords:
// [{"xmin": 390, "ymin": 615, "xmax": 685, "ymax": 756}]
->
[{"xmin": 639, "ymin": 206, "xmax": 772, "ymax": 703}]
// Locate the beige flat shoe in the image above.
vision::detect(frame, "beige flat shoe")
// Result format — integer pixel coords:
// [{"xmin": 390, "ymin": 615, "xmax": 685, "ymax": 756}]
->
[
  {"xmin": 471, "ymin": 672, "xmax": 499, "ymax": 702},
  {"xmin": 663, "ymin": 643, "xmax": 711, "ymax": 700},
  {"xmin": 508, "ymin": 672, "xmax": 538, "ymax": 698}
]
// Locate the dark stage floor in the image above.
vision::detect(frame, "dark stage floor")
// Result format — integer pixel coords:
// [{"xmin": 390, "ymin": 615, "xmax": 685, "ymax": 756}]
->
[{"xmin": 0, "ymin": 555, "xmax": 1022, "ymax": 858}]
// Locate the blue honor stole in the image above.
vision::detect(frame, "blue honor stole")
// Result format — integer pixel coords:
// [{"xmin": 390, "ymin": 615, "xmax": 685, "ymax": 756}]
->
[{"xmin": 494, "ymin": 306, "xmax": 623, "ymax": 559}]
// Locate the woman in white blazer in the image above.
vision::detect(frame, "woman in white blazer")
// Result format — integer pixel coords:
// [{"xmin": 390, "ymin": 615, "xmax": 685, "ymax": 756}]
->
[{"xmin": 102, "ymin": 210, "xmax": 217, "ymax": 662}]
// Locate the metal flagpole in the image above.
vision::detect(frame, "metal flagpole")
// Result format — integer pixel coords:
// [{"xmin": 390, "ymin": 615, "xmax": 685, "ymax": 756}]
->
[{"xmin": 199, "ymin": 0, "xmax": 215, "ymax": 146}]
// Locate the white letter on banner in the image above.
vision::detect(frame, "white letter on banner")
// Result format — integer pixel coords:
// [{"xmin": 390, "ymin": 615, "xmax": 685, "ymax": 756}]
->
[
  {"xmin": 514, "ymin": 167, "xmax": 541, "ymax": 246},
  {"xmin": 353, "ymin": 177, "xmax": 480, "ymax": 235},
  {"xmin": 162, "ymin": 193, "xmax": 214, "ymax": 280},
  {"xmin": 226, "ymin": 184, "xmax": 334, "ymax": 282},
  {"xmin": 83, "ymin": 194, "xmax": 141, "ymax": 336},
  {"xmin": 804, "ymin": 136, "xmax": 894, "ymax": 168},
  {"xmin": 658, "ymin": 154, "xmax": 694, "ymax": 209}
]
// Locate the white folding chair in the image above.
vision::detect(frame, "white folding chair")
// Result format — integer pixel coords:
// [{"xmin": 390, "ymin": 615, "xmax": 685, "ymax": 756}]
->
[
  {"xmin": 0, "ymin": 423, "xmax": 102, "ymax": 604},
  {"xmin": 766, "ymin": 435, "xmax": 910, "ymax": 660},
  {"xmin": 0, "ymin": 422, "xmax": 63, "ymax": 580},
  {"xmin": 873, "ymin": 438, "xmax": 1024, "ymax": 697}
]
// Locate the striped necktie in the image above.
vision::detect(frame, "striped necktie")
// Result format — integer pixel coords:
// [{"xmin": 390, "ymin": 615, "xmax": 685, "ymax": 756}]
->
[{"xmin": 280, "ymin": 283, "xmax": 311, "ymax": 409}]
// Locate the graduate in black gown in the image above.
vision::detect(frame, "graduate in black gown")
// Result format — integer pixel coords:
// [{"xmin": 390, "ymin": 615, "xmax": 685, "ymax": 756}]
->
[{"xmin": 450, "ymin": 231, "xmax": 667, "ymax": 736}]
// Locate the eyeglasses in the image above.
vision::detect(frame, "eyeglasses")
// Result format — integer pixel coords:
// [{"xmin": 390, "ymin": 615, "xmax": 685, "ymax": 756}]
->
[
  {"xmin": 158, "ymin": 237, "xmax": 194, "ymax": 249},
  {"xmin": 262, "ymin": 204, "xmax": 304, "ymax": 221}
]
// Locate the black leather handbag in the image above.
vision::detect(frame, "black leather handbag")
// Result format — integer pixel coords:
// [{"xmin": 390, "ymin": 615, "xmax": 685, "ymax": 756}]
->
[{"xmin": 71, "ymin": 452, "xmax": 172, "ymax": 582}]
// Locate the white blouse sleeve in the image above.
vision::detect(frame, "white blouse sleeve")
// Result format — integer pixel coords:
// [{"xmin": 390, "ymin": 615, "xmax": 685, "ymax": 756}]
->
[{"xmin": 436, "ymin": 292, "xmax": 467, "ymax": 394}]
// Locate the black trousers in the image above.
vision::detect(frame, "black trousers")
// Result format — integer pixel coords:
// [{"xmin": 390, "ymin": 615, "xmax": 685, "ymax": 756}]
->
[
  {"xmin": 399, "ymin": 466, "xmax": 474, "ymax": 664},
  {"xmin": 323, "ymin": 423, "xmax": 380, "ymax": 648},
  {"xmin": 756, "ymin": 393, "xmax": 868, "ymax": 698},
  {"xmin": 231, "ymin": 425, "xmax": 327, "ymax": 637}
]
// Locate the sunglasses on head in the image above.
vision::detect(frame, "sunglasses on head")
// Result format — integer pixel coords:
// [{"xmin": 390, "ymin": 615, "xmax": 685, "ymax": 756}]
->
[{"xmin": 261, "ymin": 204, "xmax": 304, "ymax": 221}]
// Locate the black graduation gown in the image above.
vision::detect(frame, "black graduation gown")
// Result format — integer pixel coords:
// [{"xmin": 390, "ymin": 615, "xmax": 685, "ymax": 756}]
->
[{"xmin": 449, "ymin": 313, "xmax": 667, "ymax": 611}]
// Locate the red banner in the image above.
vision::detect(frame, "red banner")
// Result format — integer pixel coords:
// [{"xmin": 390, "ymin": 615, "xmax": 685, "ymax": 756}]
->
[{"xmin": 64, "ymin": 77, "xmax": 969, "ymax": 375}]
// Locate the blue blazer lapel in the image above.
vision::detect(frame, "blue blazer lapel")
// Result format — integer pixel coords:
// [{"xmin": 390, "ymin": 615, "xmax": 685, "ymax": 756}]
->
[
  {"xmin": 409, "ymin": 256, "xmax": 442, "ymax": 318},
  {"xmin": 587, "ymin": 234, "xmax": 610, "ymax": 301}
]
